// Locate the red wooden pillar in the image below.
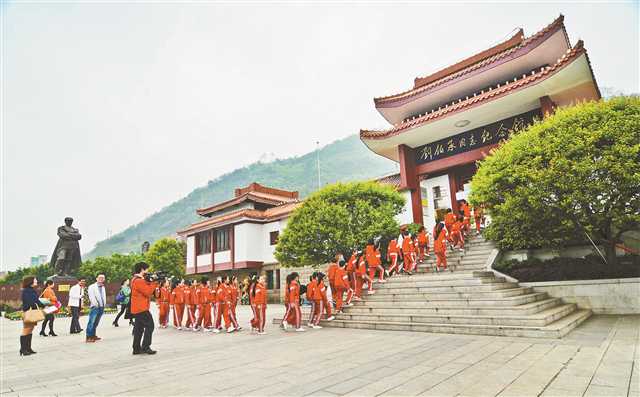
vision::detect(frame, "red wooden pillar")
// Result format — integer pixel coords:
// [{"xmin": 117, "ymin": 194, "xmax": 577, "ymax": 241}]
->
[
  {"xmin": 540, "ymin": 96, "xmax": 556, "ymax": 117},
  {"xmin": 210, "ymin": 229, "xmax": 215, "ymax": 273},
  {"xmin": 448, "ymin": 169, "xmax": 459, "ymax": 214},
  {"xmin": 398, "ymin": 144, "xmax": 424, "ymax": 224}
]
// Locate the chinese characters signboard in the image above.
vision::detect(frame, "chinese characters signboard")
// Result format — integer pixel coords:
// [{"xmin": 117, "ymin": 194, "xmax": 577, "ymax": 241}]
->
[{"xmin": 415, "ymin": 109, "xmax": 542, "ymax": 165}]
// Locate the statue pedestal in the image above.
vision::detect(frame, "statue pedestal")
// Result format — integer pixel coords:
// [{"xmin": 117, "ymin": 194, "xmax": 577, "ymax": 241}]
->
[{"xmin": 48, "ymin": 275, "xmax": 78, "ymax": 307}]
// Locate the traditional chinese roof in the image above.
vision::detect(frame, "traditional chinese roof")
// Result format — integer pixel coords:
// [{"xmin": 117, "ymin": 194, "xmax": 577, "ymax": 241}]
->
[
  {"xmin": 197, "ymin": 182, "xmax": 299, "ymax": 217},
  {"xmin": 178, "ymin": 202, "xmax": 301, "ymax": 236},
  {"xmin": 374, "ymin": 16, "xmax": 568, "ymax": 108},
  {"xmin": 361, "ymin": 39, "xmax": 599, "ymax": 143},
  {"xmin": 374, "ymin": 173, "xmax": 428, "ymax": 190}
]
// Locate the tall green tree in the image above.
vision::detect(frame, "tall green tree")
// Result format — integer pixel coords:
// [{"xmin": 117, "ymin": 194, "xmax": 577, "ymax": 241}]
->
[
  {"xmin": 78, "ymin": 253, "xmax": 144, "ymax": 283},
  {"xmin": 470, "ymin": 97, "xmax": 640, "ymax": 265},
  {"xmin": 275, "ymin": 181, "xmax": 405, "ymax": 267},
  {"xmin": 145, "ymin": 238, "xmax": 186, "ymax": 278},
  {"xmin": 0, "ymin": 263, "xmax": 55, "ymax": 285}
]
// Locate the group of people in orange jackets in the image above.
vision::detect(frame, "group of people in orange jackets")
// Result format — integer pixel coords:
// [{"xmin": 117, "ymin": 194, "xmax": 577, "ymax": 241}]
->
[{"xmin": 154, "ymin": 275, "xmax": 244, "ymax": 334}]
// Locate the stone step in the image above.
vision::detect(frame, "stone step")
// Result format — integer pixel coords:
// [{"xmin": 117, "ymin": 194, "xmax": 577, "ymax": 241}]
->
[
  {"xmin": 352, "ymin": 292, "xmax": 549, "ymax": 307},
  {"xmin": 334, "ymin": 303, "xmax": 578, "ymax": 327},
  {"xmin": 366, "ymin": 282, "xmax": 521, "ymax": 294},
  {"xmin": 343, "ymin": 297, "xmax": 562, "ymax": 316},
  {"xmin": 413, "ymin": 264, "xmax": 487, "ymax": 273},
  {"xmin": 380, "ymin": 271, "xmax": 494, "ymax": 283},
  {"xmin": 366, "ymin": 287, "xmax": 533, "ymax": 300},
  {"xmin": 375, "ymin": 276, "xmax": 507, "ymax": 289},
  {"xmin": 322, "ymin": 309, "xmax": 592, "ymax": 338}
]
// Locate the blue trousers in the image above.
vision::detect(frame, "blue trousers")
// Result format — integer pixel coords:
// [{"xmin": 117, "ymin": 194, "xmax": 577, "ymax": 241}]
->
[{"xmin": 86, "ymin": 307, "xmax": 104, "ymax": 337}]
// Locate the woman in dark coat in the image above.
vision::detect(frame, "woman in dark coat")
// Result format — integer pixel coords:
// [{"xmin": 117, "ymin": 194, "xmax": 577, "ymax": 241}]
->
[{"xmin": 21, "ymin": 276, "xmax": 44, "ymax": 356}]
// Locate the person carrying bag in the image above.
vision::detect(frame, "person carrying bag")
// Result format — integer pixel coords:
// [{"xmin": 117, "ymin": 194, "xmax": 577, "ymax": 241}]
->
[{"xmin": 20, "ymin": 276, "xmax": 45, "ymax": 356}]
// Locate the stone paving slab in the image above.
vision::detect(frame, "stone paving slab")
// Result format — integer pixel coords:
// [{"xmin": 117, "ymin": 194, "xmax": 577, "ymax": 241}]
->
[{"xmin": 1, "ymin": 306, "xmax": 638, "ymax": 397}]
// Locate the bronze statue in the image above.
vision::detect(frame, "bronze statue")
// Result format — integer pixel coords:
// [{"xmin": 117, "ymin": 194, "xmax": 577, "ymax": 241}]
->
[{"xmin": 50, "ymin": 217, "xmax": 82, "ymax": 276}]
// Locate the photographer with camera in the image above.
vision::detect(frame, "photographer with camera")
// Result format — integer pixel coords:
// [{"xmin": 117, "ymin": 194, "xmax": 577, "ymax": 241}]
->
[{"xmin": 130, "ymin": 262, "xmax": 161, "ymax": 355}]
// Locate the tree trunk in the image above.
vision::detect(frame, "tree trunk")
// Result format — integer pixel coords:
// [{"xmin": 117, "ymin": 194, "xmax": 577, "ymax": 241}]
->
[{"xmin": 604, "ymin": 240, "xmax": 618, "ymax": 266}]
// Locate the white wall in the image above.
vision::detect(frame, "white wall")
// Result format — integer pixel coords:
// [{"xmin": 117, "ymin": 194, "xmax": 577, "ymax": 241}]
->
[
  {"xmin": 521, "ymin": 278, "xmax": 640, "ymax": 314},
  {"xmin": 214, "ymin": 250, "xmax": 231, "ymax": 264},
  {"xmin": 234, "ymin": 223, "xmax": 264, "ymax": 263},
  {"xmin": 263, "ymin": 221, "xmax": 282, "ymax": 264},
  {"xmin": 186, "ymin": 236, "xmax": 195, "ymax": 271},
  {"xmin": 395, "ymin": 190, "xmax": 414, "ymax": 226},
  {"xmin": 197, "ymin": 254, "xmax": 211, "ymax": 267}
]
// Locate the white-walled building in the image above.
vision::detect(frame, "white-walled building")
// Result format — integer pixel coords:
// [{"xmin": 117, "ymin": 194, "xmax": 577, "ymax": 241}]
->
[{"xmin": 177, "ymin": 183, "xmax": 301, "ymax": 294}]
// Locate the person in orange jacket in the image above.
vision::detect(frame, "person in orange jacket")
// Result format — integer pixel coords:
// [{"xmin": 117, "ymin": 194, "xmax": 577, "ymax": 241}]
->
[
  {"xmin": 326, "ymin": 255, "xmax": 340, "ymax": 306},
  {"xmin": 451, "ymin": 215, "xmax": 465, "ymax": 251},
  {"xmin": 282, "ymin": 272, "xmax": 304, "ymax": 332},
  {"xmin": 346, "ymin": 251, "xmax": 358, "ymax": 293},
  {"xmin": 226, "ymin": 276, "xmax": 240, "ymax": 331},
  {"xmin": 354, "ymin": 252, "xmax": 367, "ymax": 298},
  {"xmin": 473, "ymin": 204, "xmax": 485, "ymax": 234},
  {"xmin": 183, "ymin": 280, "xmax": 196, "ymax": 330},
  {"xmin": 417, "ymin": 226, "xmax": 430, "ymax": 263},
  {"xmin": 306, "ymin": 273, "xmax": 318, "ymax": 327},
  {"xmin": 444, "ymin": 208, "xmax": 457, "ymax": 238},
  {"xmin": 171, "ymin": 279, "xmax": 185, "ymax": 330},
  {"xmin": 365, "ymin": 240, "xmax": 385, "ymax": 288},
  {"xmin": 387, "ymin": 238, "xmax": 401, "ymax": 276},
  {"xmin": 213, "ymin": 277, "xmax": 229, "ymax": 333},
  {"xmin": 195, "ymin": 277, "xmax": 212, "ymax": 331},
  {"xmin": 253, "ymin": 275, "xmax": 268, "ymax": 335},
  {"xmin": 460, "ymin": 200, "xmax": 472, "ymax": 235},
  {"xmin": 319, "ymin": 271, "xmax": 335, "ymax": 321},
  {"xmin": 248, "ymin": 275, "xmax": 259, "ymax": 332},
  {"xmin": 130, "ymin": 262, "xmax": 160, "ymax": 355},
  {"xmin": 434, "ymin": 222, "xmax": 449, "ymax": 272},
  {"xmin": 39, "ymin": 280, "xmax": 59, "ymax": 337},
  {"xmin": 156, "ymin": 279, "xmax": 170, "ymax": 328},
  {"xmin": 310, "ymin": 273, "xmax": 326, "ymax": 328},
  {"xmin": 401, "ymin": 230, "xmax": 415, "ymax": 275},
  {"xmin": 334, "ymin": 260, "xmax": 353, "ymax": 313}
]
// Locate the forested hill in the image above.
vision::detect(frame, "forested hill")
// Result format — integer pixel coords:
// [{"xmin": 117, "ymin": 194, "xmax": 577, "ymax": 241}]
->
[{"xmin": 86, "ymin": 134, "xmax": 397, "ymax": 259}]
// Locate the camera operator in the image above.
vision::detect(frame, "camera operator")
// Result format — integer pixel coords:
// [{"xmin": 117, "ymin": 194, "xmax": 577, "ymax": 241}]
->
[{"xmin": 130, "ymin": 262, "xmax": 159, "ymax": 355}]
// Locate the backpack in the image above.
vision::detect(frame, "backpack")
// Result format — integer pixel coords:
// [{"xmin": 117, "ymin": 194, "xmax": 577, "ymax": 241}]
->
[{"xmin": 115, "ymin": 290, "xmax": 125, "ymax": 304}]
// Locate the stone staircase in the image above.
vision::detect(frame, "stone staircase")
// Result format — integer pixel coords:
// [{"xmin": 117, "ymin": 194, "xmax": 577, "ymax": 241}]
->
[{"xmin": 322, "ymin": 234, "xmax": 591, "ymax": 338}]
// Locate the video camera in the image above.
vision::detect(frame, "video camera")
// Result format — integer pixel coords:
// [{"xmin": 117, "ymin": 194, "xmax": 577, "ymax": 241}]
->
[{"xmin": 144, "ymin": 271, "xmax": 169, "ymax": 283}]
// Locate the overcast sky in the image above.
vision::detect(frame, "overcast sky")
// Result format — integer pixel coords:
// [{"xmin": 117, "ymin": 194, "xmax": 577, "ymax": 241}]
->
[{"xmin": 2, "ymin": 1, "xmax": 638, "ymax": 270}]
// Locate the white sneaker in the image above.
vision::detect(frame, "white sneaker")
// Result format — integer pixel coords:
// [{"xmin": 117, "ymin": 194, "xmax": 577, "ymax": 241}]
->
[
  {"xmin": 326, "ymin": 316, "xmax": 335, "ymax": 321},
  {"xmin": 176, "ymin": 326, "xmax": 182, "ymax": 330},
  {"xmin": 312, "ymin": 325, "xmax": 323, "ymax": 329},
  {"xmin": 227, "ymin": 327, "xmax": 236, "ymax": 333},
  {"xmin": 258, "ymin": 331, "xmax": 266, "ymax": 335},
  {"xmin": 281, "ymin": 323, "xmax": 289, "ymax": 330},
  {"xmin": 344, "ymin": 303, "xmax": 353, "ymax": 307},
  {"xmin": 379, "ymin": 279, "xmax": 387, "ymax": 283},
  {"xmin": 295, "ymin": 328, "xmax": 306, "ymax": 332},
  {"xmin": 368, "ymin": 290, "xmax": 376, "ymax": 295}
]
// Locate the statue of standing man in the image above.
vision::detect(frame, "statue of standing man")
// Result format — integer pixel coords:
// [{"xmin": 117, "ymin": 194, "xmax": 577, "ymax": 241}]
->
[{"xmin": 50, "ymin": 217, "xmax": 82, "ymax": 276}]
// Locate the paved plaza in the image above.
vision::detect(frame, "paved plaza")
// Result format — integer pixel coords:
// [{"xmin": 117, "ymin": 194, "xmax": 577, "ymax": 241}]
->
[{"xmin": 1, "ymin": 306, "xmax": 638, "ymax": 397}]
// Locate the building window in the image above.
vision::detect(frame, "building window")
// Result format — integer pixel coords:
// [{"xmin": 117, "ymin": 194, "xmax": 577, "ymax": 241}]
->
[
  {"xmin": 269, "ymin": 231, "xmax": 279, "ymax": 246},
  {"xmin": 215, "ymin": 228, "xmax": 230, "ymax": 252},
  {"xmin": 266, "ymin": 270, "xmax": 274, "ymax": 289},
  {"xmin": 196, "ymin": 231, "xmax": 211, "ymax": 255},
  {"xmin": 275, "ymin": 269, "xmax": 280, "ymax": 289}
]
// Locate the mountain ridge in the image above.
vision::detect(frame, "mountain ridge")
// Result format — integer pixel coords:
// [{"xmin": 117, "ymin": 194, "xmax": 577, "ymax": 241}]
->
[{"xmin": 86, "ymin": 134, "xmax": 396, "ymax": 259}]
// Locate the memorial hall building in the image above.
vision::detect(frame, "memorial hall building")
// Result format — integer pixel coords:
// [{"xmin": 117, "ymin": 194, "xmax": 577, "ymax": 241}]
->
[
  {"xmin": 177, "ymin": 183, "xmax": 301, "ymax": 295},
  {"xmin": 361, "ymin": 16, "xmax": 600, "ymax": 232}
]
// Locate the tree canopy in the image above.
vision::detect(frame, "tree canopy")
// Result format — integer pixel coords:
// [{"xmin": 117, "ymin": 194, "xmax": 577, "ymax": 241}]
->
[
  {"xmin": 470, "ymin": 97, "xmax": 640, "ymax": 265},
  {"xmin": 145, "ymin": 238, "xmax": 186, "ymax": 278},
  {"xmin": 275, "ymin": 181, "xmax": 405, "ymax": 267}
]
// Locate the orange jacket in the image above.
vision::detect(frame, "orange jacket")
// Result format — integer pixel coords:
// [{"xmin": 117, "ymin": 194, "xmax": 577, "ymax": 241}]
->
[
  {"xmin": 334, "ymin": 267, "xmax": 349, "ymax": 289},
  {"xmin": 157, "ymin": 287, "xmax": 170, "ymax": 303},
  {"xmin": 418, "ymin": 231, "xmax": 428, "ymax": 245},
  {"xmin": 474, "ymin": 206, "xmax": 483, "ymax": 219},
  {"xmin": 327, "ymin": 262, "xmax": 338, "ymax": 285},
  {"xmin": 434, "ymin": 230, "xmax": 447, "ymax": 254},
  {"xmin": 216, "ymin": 284, "xmax": 227, "ymax": 303},
  {"xmin": 365, "ymin": 245, "xmax": 381, "ymax": 266},
  {"xmin": 287, "ymin": 281, "xmax": 300, "ymax": 304},
  {"xmin": 307, "ymin": 280, "xmax": 317, "ymax": 300},
  {"xmin": 452, "ymin": 221, "xmax": 462, "ymax": 233},
  {"xmin": 171, "ymin": 286, "xmax": 184, "ymax": 304},
  {"xmin": 254, "ymin": 282, "xmax": 267, "ymax": 305},
  {"xmin": 230, "ymin": 285, "xmax": 238, "ymax": 305},
  {"xmin": 462, "ymin": 203, "xmax": 471, "ymax": 218},
  {"xmin": 130, "ymin": 277, "xmax": 158, "ymax": 314},
  {"xmin": 387, "ymin": 239, "xmax": 400, "ymax": 255},
  {"xmin": 184, "ymin": 286, "xmax": 193, "ymax": 305},
  {"xmin": 346, "ymin": 254, "xmax": 357, "ymax": 273},
  {"xmin": 356, "ymin": 257, "xmax": 367, "ymax": 276},
  {"xmin": 444, "ymin": 213, "xmax": 456, "ymax": 227},
  {"xmin": 313, "ymin": 281, "xmax": 327, "ymax": 301},
  {"xmin": 401, "ymin": 235, "xmax": 414, "ymax": 253},
  {"xmin": 41, "ymin": 286, "xmax": 58, "ymax": 304}
]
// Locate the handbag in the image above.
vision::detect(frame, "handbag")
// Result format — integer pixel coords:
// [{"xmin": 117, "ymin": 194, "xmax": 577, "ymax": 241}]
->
[{"xmin": 23, "ymin": 308, "xmax": 45, "ymax": 323}]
